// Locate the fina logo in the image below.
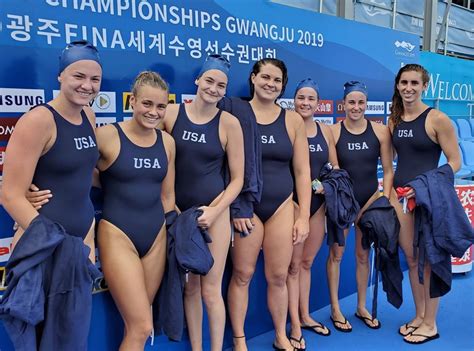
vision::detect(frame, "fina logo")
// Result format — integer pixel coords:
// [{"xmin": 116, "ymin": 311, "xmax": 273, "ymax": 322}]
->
[
  {"xmin": 395, "ymin": 40, "xmax": 415, "ymax": 52},
  {"xmin": 362, "ymin": 0, "xmax": 390, "ymax": 17},
  {"xmin": 277, "ymin": 98, "xmax": 295, "ymax": 111}
]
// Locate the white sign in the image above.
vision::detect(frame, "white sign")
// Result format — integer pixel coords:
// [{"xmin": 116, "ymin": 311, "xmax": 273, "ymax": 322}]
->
[{"xmin": 0, "ymin": 88, "xmax": 45, "ymax": 112}]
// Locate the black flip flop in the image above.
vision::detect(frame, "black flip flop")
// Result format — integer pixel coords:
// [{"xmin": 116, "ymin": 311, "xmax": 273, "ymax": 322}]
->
[
  {"xmin": 272, "ymin": 343, "xmax": 296, "ymax": 351},
  {"xmin": 398, "ymin": 323, "xmax": 418, "ymax": 336},
  {"xmin": 403, "ymin": 333, "xmax": 440, "ymax": 344},
  {"xmin": 289, "ymin": 335, "xmax": 306, "ymax": 351},
  {"xmin": 354, "ymin": 312, "xmax": 381, "ymax": 329},
  {"xmin": 330, "ymin": 316, "xmax": 352, "ymax": 333},
  {"xmin": 301, "ymin": 322, "xmax": 331, "ymax": 336}
]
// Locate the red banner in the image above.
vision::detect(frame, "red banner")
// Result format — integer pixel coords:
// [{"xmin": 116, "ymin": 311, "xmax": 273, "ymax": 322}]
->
[{"xmin": 452, "ymin": 185, "xmax": 474, "ymax": 270}]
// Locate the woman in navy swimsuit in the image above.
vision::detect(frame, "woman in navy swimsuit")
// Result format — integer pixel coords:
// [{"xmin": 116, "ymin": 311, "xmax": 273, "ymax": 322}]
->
[{"xmin": 389, "ymin": 64, "xmax": 460, "ymax": 345}]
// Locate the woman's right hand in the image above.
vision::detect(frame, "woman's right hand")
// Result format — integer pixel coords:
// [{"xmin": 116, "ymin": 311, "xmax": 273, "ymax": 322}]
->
[
  {"xmin": 26, "ymin": 184, "xmax": 52, "ymax": 210},
  {"xmin": 233, "ymin": 218, "xmax": 254, "ymax": 236}
]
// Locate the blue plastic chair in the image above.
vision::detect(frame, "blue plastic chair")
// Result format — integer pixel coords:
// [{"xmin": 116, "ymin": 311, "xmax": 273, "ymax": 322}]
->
[
  {"xmin": 456, "ymin": 119, "xmax": 474, "ymax": 140},
  {"xmin": 452, "ymin": 120, "xmax": 460, "ymax": 138},
  {"xmin": 470, "ymin": 119, "xmax": 474, "ymax": 135},
  {"xmin": 460, "ymin": 141, "xmax": 474, "ymax": 170},
  {"xmin": 439, "ymin": 149, "xmax": 471, "ymax": 178}
]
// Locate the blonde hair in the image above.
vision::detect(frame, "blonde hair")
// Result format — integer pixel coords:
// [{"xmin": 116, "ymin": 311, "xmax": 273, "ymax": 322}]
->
[{"xmin": 131, "ymin": 71, "xmax": 168, "ymax": 96}]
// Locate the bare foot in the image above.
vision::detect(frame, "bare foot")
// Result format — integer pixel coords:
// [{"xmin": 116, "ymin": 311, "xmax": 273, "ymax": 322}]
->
[
  {"xmin": 403, "ymin": 323, "xmax": 439, "ymax": 344},
  {"xmin": 355, "ymin": 307, "xmax": 380, "ymax": 328},
  {"xmin": 330, "ymin": 309, "xmax": 352, "ymax": 332},
  {"xmin": 398, "ymin": 316, "xmax": 423, "ymax": 336},
  {"xmin": 232, "ymin": 336, "xmax": 247, "ymax": 351}
]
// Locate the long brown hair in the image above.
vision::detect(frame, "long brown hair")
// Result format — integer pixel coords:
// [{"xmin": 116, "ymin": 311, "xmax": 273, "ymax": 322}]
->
[{"xmin": 390, "ymin": 64, "xmax": 430, "ymax": 127}]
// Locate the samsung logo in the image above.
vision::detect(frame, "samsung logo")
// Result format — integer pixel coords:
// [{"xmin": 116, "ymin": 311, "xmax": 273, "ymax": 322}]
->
[
  {"xmin": 0, "ymin": 88, "xmax": 45, "ymax": 112},
  {"xmin": 365, "ymin": 101, "xmax": 385, "ymax": 115}
]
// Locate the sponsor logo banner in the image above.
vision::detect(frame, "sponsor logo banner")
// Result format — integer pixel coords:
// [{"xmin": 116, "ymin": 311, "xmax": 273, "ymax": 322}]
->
[
  {"xmin": 168, "ymin": 94, "xmax": 176, "ymax": 104},
  {"xmin": 96, "ymin": 117, "xmax": 117, "ymax": 127},
  {"xmin": 53, "ymin": 90, "xmax": 116, "ymax": 113},
  {"xmin": 336, "ymin": 100, "xmax": 344, "ymax": 114},
  {"xmin": 92, "ymin": 92, "xmax": 116, "ymax": 113},
  {"xmin": 0, "ymin": 118, "xmax": 19, "ymax": 142},
  {"xmin": 314, "ymin": 116, "xmax": 333, "ymax": 125},
  {"xmin": 315, "ymin": 100, "xmax": 333, "ymax": 115},
  {"xmin": 452, "ymin": 185, "xmax": 474, "ymax": 269},
  {"xmin": 0, "ymin": 237, "xmax": 13, "ymax": 263},
  {"xmin": 0, "ymin": 88, "xmax": 45, "ymax": 112},
  {"xmin": 123, "ymin": 92, "xmax": 133, "ymax": 113},
  {"xmin": 277, "ymin": 98, "xmax": 295, "ymax": 111},
  {"xmin": 367, "ymin": 116, "xmax": 385, "ymax": 124},
  {"xmin": 366, "ymin": 101, "xmax": 385, "ymax": 115},
  {"xmin": 181, "ymin": 94, "xmax": 196, "ymax": 103},
  {"xmin": 0, "ymin": 146, "xmax": 6, "ymax": 172},
  {"xmin": 394, "ymin": 40, "xmax": 416, "ymax": 58},
  {"xmin": 386, "ymin": 101, "xmax": 392, "ymax": 114}
]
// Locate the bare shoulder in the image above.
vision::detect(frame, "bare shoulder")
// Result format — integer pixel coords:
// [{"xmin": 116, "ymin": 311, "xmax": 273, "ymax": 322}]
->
[
  {"xmin": 15, "ymin": 106, "xmax": 54, "ymax": 133},
  {"xmin": 161, "ymin": 129, "xmax": 175, "ymax": 147},
  {"xmin": 82, "ymin": 105, "xmax": 96, "ymax": 127},
  {"xmin": 319, "ymin": 122, "xmax": 331, "ymax": 135},
  {"xmin": 165, "ymin": 103, "xmax": 180, "ymax": 119},
  {"xmin": 285, "ymin": 110, "xmax": 304, "ymax": 128},
  {"xmin": 221, "ymin": 111, "xmax": 240, "ymax": 128},
  {"xmin": 371, "ymin": 120, "xmax": 389, "ymax": 133},
  {"xmin": 96, "ymin": 123, "xmax": 117, "ymax": 140},
  {"xmin": 428, "ymin": 109, "xmax": 451, "ymax": 129},
  {"xmin": 329, "ymin": 121, "xmax": 341, "ymax": 133}
]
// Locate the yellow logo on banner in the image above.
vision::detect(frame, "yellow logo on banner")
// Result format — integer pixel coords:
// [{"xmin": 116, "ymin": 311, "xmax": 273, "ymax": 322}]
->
[
  {"xmin": 123, "ymin": 92, "xmax": 176, "ymax": 113},
  {"xmin": 123, "ymin": 92, "xmax": 132, "ymax": 113}
]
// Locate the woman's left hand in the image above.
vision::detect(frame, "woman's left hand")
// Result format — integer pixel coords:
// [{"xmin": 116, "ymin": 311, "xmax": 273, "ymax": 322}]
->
[
  {"xmin": 292, "ymin": 217, "xmax": 309, "ymax": 245},
  {"xmin": 197, "ymin": 206, "xmax": 220, "ymax": 229}
]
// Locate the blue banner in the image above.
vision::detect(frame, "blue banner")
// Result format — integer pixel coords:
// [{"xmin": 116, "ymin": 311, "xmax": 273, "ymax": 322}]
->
[
  {"xmin": 0, "ymin": 1, "xmax": 420, "ymax": 349},
  {"xmin": 421, "ymin": 51, "xmax": 474, "ymax": 120}
]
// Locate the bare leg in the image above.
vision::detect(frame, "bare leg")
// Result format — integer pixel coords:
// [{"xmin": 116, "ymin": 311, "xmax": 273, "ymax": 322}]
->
[
  {"xmin": 404, "ymin": 262, "xmax": 439, "ymax": 342},
  {"xmin": 228, "ymin": 215, "xmax": 264, "ymax": 351},
  {"xmin": 98, "ymin": 220, "xmax": 165, "ymax": 351},
  {"xmin": 355, "ymin": 225, "xmax": 379, "ymax": 327},
  {"xmin": 201, "ymin": 209, "xmax": 232, "ymax": 351},
  {"xmin": 326, "ymin": 229, "xmax": 352, "ymax": 331},
  {"xmin": 390, "ymin": 191, "xmax": 424, "ymax": 335},
  {"xmin": 300, "ymin": 205, "xmax": 326, "ymax": 327},
  {"xmin": 288, "ymin": 204, "xmax": 327, "ymax": 347},
  {"xmin": 263, "ymin": 196, "xmax": 296, "ymax": 350},
  {"xmin": 184, "ymin": 274, "xmax": 203, "ymax": 351}
]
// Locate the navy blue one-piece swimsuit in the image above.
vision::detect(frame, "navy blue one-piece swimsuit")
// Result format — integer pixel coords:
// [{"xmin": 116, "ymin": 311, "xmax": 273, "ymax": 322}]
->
[
  {"xmin": 392, "ymin": 107, "xmax": 441, "ymax": 188},
  {"xmin": 336, "ymin": 120, "xmax": 380, "ymax": 208},
  {"xmin": 33, "ymin": 104, "xmax": 99, "ymax": 238},
  {"xmin": 308, "ymin": 122, "xmax": 329, "ymax": 216},
  {"xmin": 100, "ymin": 123, "xmax": 168, "ymax": 257},
  {"xmin": 171, "ymin": 103, "xmax": 226, "ymax": 211},
  {"xmin": 254, "ymin": 109, "xmax": 294, "ymax": 223}
]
